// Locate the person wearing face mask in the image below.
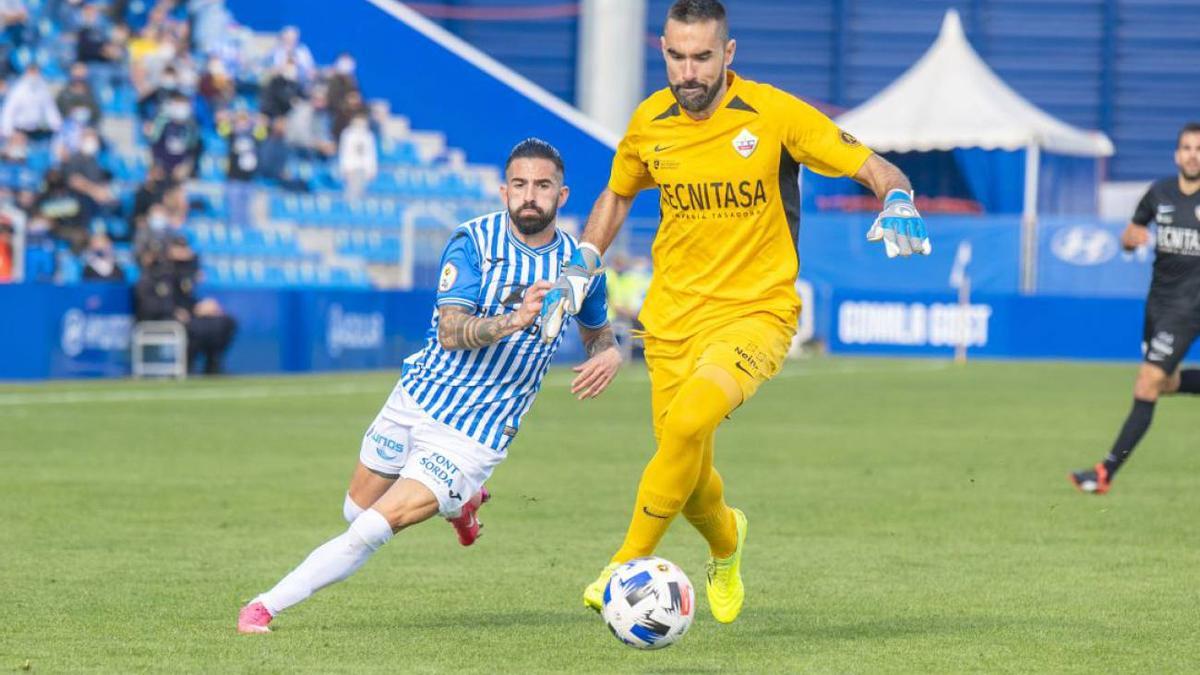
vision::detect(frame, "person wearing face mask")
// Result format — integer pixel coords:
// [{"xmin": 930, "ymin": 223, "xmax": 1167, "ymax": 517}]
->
[
  {"xmin": 0, "ymin": 64, "xmax": 62, "ymax": 140},
  {"xmin": 0, "ymin": 131, "xmax": 28, "ymax": 168},
  {"xmin": 56, "ymin": 63, "xmax": 102, "ymax": 126},
  {"xmin": 81, "ymin": 232, "xmax": 126, "ymax": 282},
  {"xmin": 138, "ymin": 64, "xmax": 182, "ymax": 120},
  {"xmin": 338, "ymin": 112, "xmax": 377, "ymax": 202},
  {"xmin": 217, "ymin": 107, "xmax": 266, "ymax": 226},
  {"xmin": 50, "ymin": 105, "xmax": 94, "ymax": 162},
  {"xmin": 64, "ymin": 128, "xmax": 118, "ymax": 224},
  {"xmin": 148, "ymin": 93, "xmax": 201, "ymax": 182},
  {"xmin": 134, "ymin": 229, "xmax": 237, "ymax": 375}
]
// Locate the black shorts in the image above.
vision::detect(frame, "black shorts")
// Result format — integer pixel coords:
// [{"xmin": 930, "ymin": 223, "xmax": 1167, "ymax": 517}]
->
[{"xmin": 1142, "ymin": 304, "xmax": 1200, "ymax": 374}]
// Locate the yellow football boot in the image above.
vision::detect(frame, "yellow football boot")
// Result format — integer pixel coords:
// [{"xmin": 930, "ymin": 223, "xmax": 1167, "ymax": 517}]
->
[
  {"xmin": 583, "ymin": 562, "xmax": 621, "ymax": 612},
  {"xmin": 705, "ymin": 508, "xmax": 747, "ymax": 623}
]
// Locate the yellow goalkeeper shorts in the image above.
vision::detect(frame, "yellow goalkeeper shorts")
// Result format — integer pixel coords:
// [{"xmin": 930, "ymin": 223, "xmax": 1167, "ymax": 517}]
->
[{"xmin": 641, "ymin": 313, "xmax": 795, "ymax": 439}]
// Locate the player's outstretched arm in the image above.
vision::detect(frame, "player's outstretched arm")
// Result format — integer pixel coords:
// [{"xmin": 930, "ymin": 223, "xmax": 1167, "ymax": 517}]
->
[
  {"xmin": 438, "ymin": 281, "xmax": 550, "ymax": 350},
  {"xmin": 854, "ymin": 154, "xmax": 931, "ymax": 258},
  {"xmin": 570, "ymin": 324, "xmax": 621, "ymax": 400},
  {"xmin": 581, "ymin": 188, "xmax": 635, "ymax": 254}
]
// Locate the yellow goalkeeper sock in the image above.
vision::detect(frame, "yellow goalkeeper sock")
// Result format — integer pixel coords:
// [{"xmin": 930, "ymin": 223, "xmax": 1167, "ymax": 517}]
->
[
  {"xmin": 612, "ymin": 366, "xmax": 740, "ymax": 563},
  {"xmin": 684, "ymin": 462, "xmax": 738, "ymax": 559}
]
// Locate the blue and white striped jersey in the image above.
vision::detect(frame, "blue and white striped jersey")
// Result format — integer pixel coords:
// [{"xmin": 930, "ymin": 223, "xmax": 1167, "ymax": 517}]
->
[{"xmin": 400, "ymin": 210, "xmax": 609, "ymax": 452}]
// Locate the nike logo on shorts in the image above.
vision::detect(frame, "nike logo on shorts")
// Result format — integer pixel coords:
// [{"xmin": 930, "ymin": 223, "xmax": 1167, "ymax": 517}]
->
[{"xmin": 734, "ymin": 361, "xmax": 755, "ymax": 378}]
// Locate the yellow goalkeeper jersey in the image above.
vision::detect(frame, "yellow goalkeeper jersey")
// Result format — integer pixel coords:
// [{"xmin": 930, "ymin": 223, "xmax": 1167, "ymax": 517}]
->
[{"xmin": 608, "ymin": 71, "xmax": 873, "ymax": 340}]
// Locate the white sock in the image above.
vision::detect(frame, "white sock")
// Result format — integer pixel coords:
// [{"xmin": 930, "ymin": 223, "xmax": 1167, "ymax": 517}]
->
[
  {"xmin": 256, "ymin": 509, "xmax": 393, "ymax": 615},
  {"xmin": 343, "ymin": 492, "xmax": 366, "ymax": 524}
]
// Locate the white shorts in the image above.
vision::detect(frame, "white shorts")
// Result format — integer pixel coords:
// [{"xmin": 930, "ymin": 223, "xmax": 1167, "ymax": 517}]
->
[{"xmin": 358, "ymin": 385, "xmax": 503, "ymax": 517}]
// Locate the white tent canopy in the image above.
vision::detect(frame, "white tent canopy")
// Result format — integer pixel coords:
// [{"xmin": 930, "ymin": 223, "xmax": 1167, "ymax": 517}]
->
[{"xmin": 836, "ymin": 10, "xmax": 1114, "ymax": 158}]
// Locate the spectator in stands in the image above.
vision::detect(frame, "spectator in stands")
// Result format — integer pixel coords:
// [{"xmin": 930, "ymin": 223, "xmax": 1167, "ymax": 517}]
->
[
  {"xmin": 198, "ymin": 53, "xmax": 235, "ymax": 111},
  {"xmin": 130, "ymin": 164, "xmax": 168, "ymax": 231},
  {"xmin": 135, "ymin": 234, "xmax": 237, "ymax": 374},
  {"xmin": 148, "ymin": 92, "xmax": 200, "ymax": 181},
  {"xmin": 324, "ymin": 52, "xmax": 359, "ymax": 108},
  {"xmin": 55, "ymin": 63, "xmax": 102, "ymax": 126},
  {"xmin": 81, "ymin": 232, "xmax": 125, "ymax": 281},
  {"xmin": 338, "ymin": 111, "xmax": 376, "ymax": 201},
  {"xmin": 134, "ymin": 201, "xmax": 171, "ymax": 254},
  {"xmin": 63, "ymin": 127, "xmax": 118, "ymax": 220},
  {"xmin": 332, "ymin": 89, "xmax": 366, "ymax": 143},
  {"xmin": 189, "ymin": 0, "xmax": 233, "ymax": 56},
  {"xmin": 266, "ymin": 26, "xmax": 316, "ymax": 85},
  {"xmin": 0, "ymin": 130, "xmax": 28, "ymax": 164},
  {"xmin": 285, "ymin": 85, "xmax": 335, "ymax": 159},
  {"xmin": 259, "ymin": 60, "xmax": 303, "ymax": 120},
  {"xmin": 137, "ymin": 63, "xmax": 182, "ymax": 120},
  {"xmin": 0, "ymin": 0, "xmax": 30, "ymax": 48},
  {"xmin": 218, "ymin": 107, "xmax": 265, "ymax": 227},
  {"xmin": 75, "ymin": 2, "xmax": 123, "ymax": 64},
  {"xmin": 0, "ymin": 64, "xmax": 62, "ymax": 141},
  {"xmin": 258, "ymin": 115, "xmax": 306, "ymax": 192},
  {"xmin": 32, "ymin": 168, "xmax": 88, "ymax": 253},
  {"xmin": 161, "ymin": 182, "xmax": 190, "ymax": 228},
  {"xmin": 51, "ymin": 104, "xmax": 94, "ymax": 162}
]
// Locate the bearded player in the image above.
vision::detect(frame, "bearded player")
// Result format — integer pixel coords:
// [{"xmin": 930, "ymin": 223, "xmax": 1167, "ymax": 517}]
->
[
  {"xmin": 237, "ymin": 139, "xmax": 621, "ymax": 633},
  {"xmin": 539, "ymin": 0, "xmax": 930, "ymax": 624}
]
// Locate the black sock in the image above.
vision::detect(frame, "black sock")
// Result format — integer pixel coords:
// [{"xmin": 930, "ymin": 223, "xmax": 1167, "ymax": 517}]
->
[
  {"xmin": 1177, "ymin": 369, "xmax": 1200, "ymax": 394},
  {"xmin": 1102, "ymin": 398, "xmax": 1156, "ymax": 478}
]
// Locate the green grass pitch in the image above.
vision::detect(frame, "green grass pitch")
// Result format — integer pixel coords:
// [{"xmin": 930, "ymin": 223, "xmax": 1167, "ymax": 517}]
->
[{"xmin": 2, "ymin": 357, "xmax": 1198, "ymax": 673}]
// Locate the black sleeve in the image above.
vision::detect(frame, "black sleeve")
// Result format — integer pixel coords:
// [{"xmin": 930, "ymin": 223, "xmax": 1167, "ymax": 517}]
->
[
  {"xmin": 134, "ymin": 276, "xmax": 176, "ymax": 320},
  {"xmin": 1131, "ymin": 187, "xmax": 1157, "ymax": 226}
]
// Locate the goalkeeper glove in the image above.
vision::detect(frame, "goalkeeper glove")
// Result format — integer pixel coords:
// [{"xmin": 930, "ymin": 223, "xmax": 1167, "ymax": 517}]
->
[
  {"xmin": 866, "ymin": 189, "xmax": 931, "ymax": 258},
  {"xmin": 539, "ymin": 243, "xmax": 603, "ymax": 344}
]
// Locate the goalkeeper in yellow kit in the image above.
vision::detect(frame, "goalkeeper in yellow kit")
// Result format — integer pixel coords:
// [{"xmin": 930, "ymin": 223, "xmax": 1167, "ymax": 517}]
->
[{"xmin": 541, "ymin": 0, "xmax": 930, "ymax": 624}]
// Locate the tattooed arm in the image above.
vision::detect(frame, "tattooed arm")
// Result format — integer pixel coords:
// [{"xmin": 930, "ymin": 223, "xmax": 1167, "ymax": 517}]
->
[
  {"xmin": 570, "ymin": 323, "xmax": 622, "ymax": 400},
  {"xmin": 581, "ymin": 323, "xmax": 618, "ymax": 358},
  {"xmin": 437, "ymin": 280, "xmax": 551, "ymax": 350}
]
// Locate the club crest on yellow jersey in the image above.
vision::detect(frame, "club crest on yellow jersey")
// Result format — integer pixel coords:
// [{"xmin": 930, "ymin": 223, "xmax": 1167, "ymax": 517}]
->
[{"xmin": 732, "ymin": 128, "xmax": 758, "ymax": 158}]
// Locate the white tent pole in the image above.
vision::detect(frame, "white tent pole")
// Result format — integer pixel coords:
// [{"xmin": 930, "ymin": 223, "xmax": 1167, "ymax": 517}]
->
[{"xmin": 1020, "ymin": 142, "xmax": 1040, "ymax": 294}]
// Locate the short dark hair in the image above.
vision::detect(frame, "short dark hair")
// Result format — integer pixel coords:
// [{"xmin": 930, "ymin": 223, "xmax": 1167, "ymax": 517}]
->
[
  {"xmin": 1178, "ymin": 122, "xmax": 1200, "ymax": 147},
  {"xmin": 667, "ymin": 0, "xmax": 728, "ymax": 40},
  {"xmin": 505, "ymin": 137, "xmax": 564, "ymax": 177}
]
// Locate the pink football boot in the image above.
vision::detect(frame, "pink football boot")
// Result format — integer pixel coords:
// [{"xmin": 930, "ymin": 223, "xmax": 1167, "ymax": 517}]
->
[
  {"xmin": 237, "ymin": 601, "xmax": 273, "ymax": 634},
  {"xmin": 447, "ymin": 486, "xmax": 491, "ymax": 546}
]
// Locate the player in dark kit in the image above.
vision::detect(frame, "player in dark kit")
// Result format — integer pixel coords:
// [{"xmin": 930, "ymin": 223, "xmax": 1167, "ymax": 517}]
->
[{"xmin": 1070, "ymin": 122, "xmax": 1200, "ymax": 494}]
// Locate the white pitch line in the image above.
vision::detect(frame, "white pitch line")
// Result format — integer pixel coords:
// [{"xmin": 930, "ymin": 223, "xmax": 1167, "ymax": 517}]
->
[{"xmin": 0, "ymin": 382, "xmax": 384, "ymax": 407}]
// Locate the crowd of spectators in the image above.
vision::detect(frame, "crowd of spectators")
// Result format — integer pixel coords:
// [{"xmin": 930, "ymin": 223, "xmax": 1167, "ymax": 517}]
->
[
  {"xmin": 0, "ymin": 0, "xmax": 394, "ymax": 373},
  {"xmin": 0, "ymin": 0, "xmax": 384, "ymax": 287}
]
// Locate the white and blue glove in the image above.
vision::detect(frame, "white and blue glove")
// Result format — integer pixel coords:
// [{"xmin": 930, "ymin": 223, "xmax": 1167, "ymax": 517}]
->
[
  {"xmin": 539, "ymin": 243, "xmax": 603, "ymax": 344},
  {"xmin": 867, "ymin": 189, "xmax": 931, "ymax": 258}
]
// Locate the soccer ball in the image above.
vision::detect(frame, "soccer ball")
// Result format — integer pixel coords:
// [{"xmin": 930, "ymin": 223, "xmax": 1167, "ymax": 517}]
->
[{"xmin": 601, "ymin": 556, "xmax": 695, "ymax": 650}]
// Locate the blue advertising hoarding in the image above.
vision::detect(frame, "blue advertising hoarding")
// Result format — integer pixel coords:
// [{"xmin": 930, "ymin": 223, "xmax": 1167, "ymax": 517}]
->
[{"xmin": 0, "ymin": 285, "xmax": 590, "ymax": 381}]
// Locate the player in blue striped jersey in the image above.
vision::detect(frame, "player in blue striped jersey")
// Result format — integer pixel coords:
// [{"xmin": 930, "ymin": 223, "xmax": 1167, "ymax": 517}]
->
[{"xmin": 238, "ymin": 139, "xmax": 621, "ymax": 633}]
